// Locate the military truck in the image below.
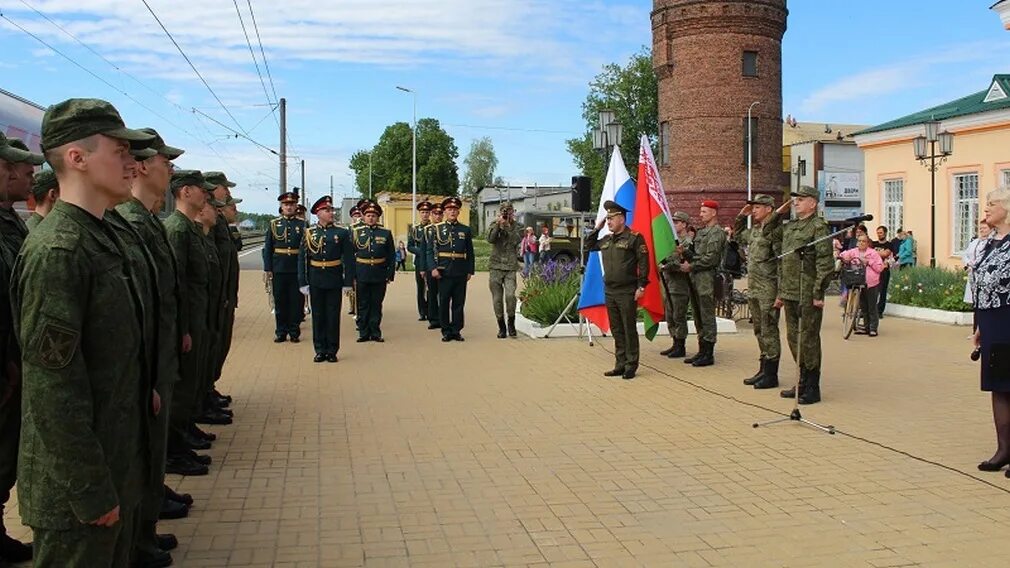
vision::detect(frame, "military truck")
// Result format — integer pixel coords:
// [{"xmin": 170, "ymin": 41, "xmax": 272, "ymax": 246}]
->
[{"xmin": 514, "ymin": 210, "xmax": 596, "ymax": 264}]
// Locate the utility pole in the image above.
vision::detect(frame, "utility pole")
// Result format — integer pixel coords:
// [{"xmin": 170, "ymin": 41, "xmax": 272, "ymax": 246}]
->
[
  {"xmin": 279, "ymin": 97, "xmax": 287, "ymax": 195},
  {"xmin": 300, "ymin": 159, "xmax": 306, "ymax": 207},
  {"xmin": 330, "ymin": 175, "xmax": 334, "ymax": 199}
]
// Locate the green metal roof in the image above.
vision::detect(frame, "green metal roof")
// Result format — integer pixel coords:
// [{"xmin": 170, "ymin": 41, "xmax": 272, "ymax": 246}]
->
[{"xmin": 854, "ymin": 74, "xmax": 1010, "ymax": 136}]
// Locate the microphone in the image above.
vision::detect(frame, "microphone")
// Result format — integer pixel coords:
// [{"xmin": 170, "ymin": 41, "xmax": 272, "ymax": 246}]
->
[{"xmin": 842, "ymin": 214, "xmax": 873, "ymax": 224}]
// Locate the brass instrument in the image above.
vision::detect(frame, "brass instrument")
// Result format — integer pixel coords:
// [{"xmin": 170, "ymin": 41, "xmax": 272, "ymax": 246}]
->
[{"xmin": 264, "ymin": 273, "xmax": 274, "ymax": 312}]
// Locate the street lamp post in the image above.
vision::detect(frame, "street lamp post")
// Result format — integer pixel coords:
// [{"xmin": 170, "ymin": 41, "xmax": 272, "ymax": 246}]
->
[
  {"xmin": 591, "ymin": 108, "xmax": 623, "ymax": 158},
  {"xmin": 912, "ymin": 120, "xmax": 954, "ymax": 268},
  {"xmin": 396, "ymin": 86, "xmax": 417, "ymax": 225},
  {"xmin": 746, "ymin": 101, "xmax": 760, "ymax": 229}
]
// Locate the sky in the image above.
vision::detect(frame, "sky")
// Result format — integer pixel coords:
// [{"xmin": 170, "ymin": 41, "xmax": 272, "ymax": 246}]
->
[{"xmin": 1, "ymin": 0, "xmax": 1008, "ymax": 215}]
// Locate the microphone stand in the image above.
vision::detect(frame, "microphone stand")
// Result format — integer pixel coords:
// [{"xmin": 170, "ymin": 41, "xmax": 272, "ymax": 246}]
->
[{"xmin": 752, "ymin": 221, "xmax": 860, "ymax": 435}]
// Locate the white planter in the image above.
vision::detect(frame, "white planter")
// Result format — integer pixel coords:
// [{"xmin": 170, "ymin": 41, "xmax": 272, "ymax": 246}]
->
[
  {"xmin": 514, "ymin": 312, "xmax": 738, "ymax": 339},
  {"xmin": 884, "ymin": 303, "xmax": 973, "ymax": 326}
]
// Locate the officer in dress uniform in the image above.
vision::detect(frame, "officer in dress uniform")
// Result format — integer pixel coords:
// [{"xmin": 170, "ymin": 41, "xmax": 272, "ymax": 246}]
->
[
  {"xmin": 427, "ymin": 196, "xmax": 475, "ymax": 342},
  {"xmin": 408, "ymin": 201, "xmax": 432, "ymax": 321},
  {"xmin": 263, "ymin": 192, "xmax": 305, "ymax": 342},
  {"xmin": 583, "ymin": 200, "xmax": 649, "ymax": 379},
  {"xmin": 353, "ymin": 202, "xmax": 395, "ymax": 342},
  {"xmin": 682, "ymin": 200, "xmax": 726, "ymax": 367},
  {"xmin": 423, "ymin": 202, "xmax": 444, "ymax": 330},
  {"xmin": 659, "ymin": 211, "xmax": 693, "ymax": 358},
  {"xmin": 346, "ymin": 205, "xmax": 362, "ymax": 316},
  {"xmin": 299, "ymin": 196, "xmax": 354, "ymax": 362}
]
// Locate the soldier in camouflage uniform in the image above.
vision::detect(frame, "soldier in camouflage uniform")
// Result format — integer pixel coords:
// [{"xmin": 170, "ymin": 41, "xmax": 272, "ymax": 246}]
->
[
  {"xmin": 777, "ymin": 185, "xmax": 835, "ymax": 404},
  {"xmin": 27, "ymin": 169, "xmax": 60, "ymax": 231},
  {"xmin": 0, "ymin": 133, "xmax": 42, "ymax": 564},
  {"xmin": 659, "ymin": 211, "xmax": 692, "ymax": 358},
  {"xmin": 486, "ymin": 202, "xmax": 523, "ymax": 338},
  {"xmin": 584, "ymin": 201, "xmax": 649, "ymax": 380},
  {"xmin": 13, "ymin": 98, "xmax": 155, "ymax": 566},
  {"xmin": 407, "ymin": 201, "xmax": 431, "ymax": 320},
  {"xmin": 682, "ymin": 200, "xmax": 726, "ymax": 367},
  {"xmin": 203, "ymin": 172, "xmax": 240, "ymax": 425},
  {"xmin": 734, "ymin": 194, "xmax": 785, "ymax": 389},
  {"xmin": 197, "ymin": 201, "xmax": 229, "ymax": 428}
]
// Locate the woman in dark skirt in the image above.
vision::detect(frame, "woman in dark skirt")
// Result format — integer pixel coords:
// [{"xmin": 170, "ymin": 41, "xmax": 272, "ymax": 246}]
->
[{"xmin": 974, "ymin": 187, "xmax": 1010, "ymax": 474}]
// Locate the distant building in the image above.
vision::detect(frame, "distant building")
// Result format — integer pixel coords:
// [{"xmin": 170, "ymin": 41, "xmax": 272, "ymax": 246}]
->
[
  {"xmin": 476, "ymin": 185, "xmax": 573, "ymax": 233},
  {"xmin": 0, "ymin": 88, "xmax": 44, "ymax": 152},
  {"xmin": 993, "ymin": 0, "xmax": 1010, "ymax": 30},
  {"xmin": 853, "ymin": 74, "xmax": 1010, "ymax": 268}
]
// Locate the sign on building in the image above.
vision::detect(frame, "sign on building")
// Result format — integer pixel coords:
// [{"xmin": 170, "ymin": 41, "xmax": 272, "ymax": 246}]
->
[{"xmin": 818, "ymin": 171, "xmax": 863, "ymax": 222}]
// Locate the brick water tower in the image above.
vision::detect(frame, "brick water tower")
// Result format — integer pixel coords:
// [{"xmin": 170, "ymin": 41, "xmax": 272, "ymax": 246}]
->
[{"xmin": 652, "ymin": 0, "xmax": 788, "ymax": 225}]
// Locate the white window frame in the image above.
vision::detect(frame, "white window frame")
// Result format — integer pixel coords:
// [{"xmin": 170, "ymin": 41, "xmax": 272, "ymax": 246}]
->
[
  {"xmin": 952, "ymin": 172, "xmax": 979, "ymax": 255},
  {"xmin": 1001, "ymin": 168, "xmax": 1010, "ymax": 188},
  {"xmin": 881, "ymin": 178, "xmax": 904, "ymax": 235}
]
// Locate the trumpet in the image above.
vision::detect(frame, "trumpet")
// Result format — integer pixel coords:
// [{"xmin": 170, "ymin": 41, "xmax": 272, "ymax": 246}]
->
[
  {"xmin": 264, "ymin": 272, "xmax": 275, "ymax": 312},
  {"xmin": 348, "ymin": 282, "xmax": 357, "ymax": 316}
]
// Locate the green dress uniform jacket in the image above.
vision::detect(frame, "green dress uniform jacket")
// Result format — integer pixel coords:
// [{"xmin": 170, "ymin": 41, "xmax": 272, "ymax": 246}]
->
[
  {"xmin": 407, "ymin": 221, "xmax": 429, "ymax": 318},
  {"xmin": 12, "ymin": 201, "xmax": 147, "ymax": 529},
  {"xmin": 299, "ymin": 223, "xmax": 355, "ymax": 355},
  {"xmin": 264, "ymin": 216, "xmax": 305, "ymax": 339},
  {"xmin": 352, "ymin": 224, "xmax": 396, "ymax": 339},
  {"xmin": 427, "ymin": 221, "xmax": 475, "ymax": 338}
]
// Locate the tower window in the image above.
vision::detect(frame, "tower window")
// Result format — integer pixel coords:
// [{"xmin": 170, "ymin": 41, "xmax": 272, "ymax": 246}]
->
[{"xmin": 742, "ymin": 51, "xmax": 758, "ymax": 77}]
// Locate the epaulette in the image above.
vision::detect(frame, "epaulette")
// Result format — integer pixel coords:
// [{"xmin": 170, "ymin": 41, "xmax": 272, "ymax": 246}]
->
[{"xmin": 629, "ymin": 229, "xmax": 641, "ymax": 236}]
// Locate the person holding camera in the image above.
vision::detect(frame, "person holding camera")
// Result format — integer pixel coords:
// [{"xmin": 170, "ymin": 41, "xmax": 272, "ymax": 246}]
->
[
  {"xmin": 659, "ymin": 211, "xmax": 693, "ymax": 358},
  {"xmin": 973, "ymin": 187, "xmax": 1010, "ymax": 473},
  {"xmin": 487, "ymin": 202, "xmax": 523, "ymax": 338}
]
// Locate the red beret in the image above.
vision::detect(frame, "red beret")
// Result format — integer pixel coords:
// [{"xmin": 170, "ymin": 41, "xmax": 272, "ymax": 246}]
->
[{"xmin": 701, "ymin": 200, "xmax": 719, "ymax": 209}]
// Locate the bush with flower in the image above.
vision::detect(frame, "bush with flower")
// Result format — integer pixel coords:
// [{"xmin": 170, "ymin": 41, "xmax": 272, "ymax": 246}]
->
[
  {"xmin": 518, "ymin": 260, "xmax": 582, "ymax": 325},
  {"xmin": 888, "ymin": 266, "xmax": 971, "ymax": 312}
]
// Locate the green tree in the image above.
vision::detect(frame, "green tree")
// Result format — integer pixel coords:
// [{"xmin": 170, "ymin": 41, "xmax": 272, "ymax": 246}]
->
[
  {"xmin": 350, "ymin": 119, "xmax": 459, "ymax": 198},
  {"xmin": 461, "ymin": 137, "xmax": 498, "ymax": 201},
  {"xmin": 566, "ymin": 47, "xmax": 658, "ymax": 206}
]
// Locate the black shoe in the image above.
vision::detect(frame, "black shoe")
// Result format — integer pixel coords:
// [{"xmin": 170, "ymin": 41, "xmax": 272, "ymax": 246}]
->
[
  {"xmin": 660, "ymin": 343, "xmax": 675, "ymax": 356},
  {"xmin": 497, "ymin": 318, "xmax": 507, "ymax": 339},
  {"xmin": 372, "ymin": 336, "xmax": 385, "ymax": 343},
  {"xmin": 189, "ymin": 424, "xmax": 216, "ymax": 442},
  {"xmin": 165, "ymin": 455, "xmax": 208, "ymax": 476},
  {"xmin": 215, "ymin": 407, "xmax": 234, "ymax": 418},
  {"xmin": 684, "ymin": 342, "xmax": 704, "ymax": 364},
  {"xmin": 164, "ymin": 485, "xmax": 193, "ymax": 506},
  {"xmin": 187, "ymin": 449, "xmax": 212, "ymax": 466},
  {"xmin": 667, "ymin": 338, "xmax": 686, "ymax": 358},
  {"xmin": 290, "ymin": 336, "xmax": 301, "ymax": 343},
  {"xmin": 0, "ymin": 534, "xmax": 32, "ymax": 563},
  {"xmin": 690, "ymin": 341, "xmax": 714, "ymax": 367},
  {"xmin": 454, "ymin": 334, "xmax": 465, "ymax": 342},
  {"xmin": 195, "ymin": 411, "xmax": 232, "ymax": 426},
  {"xmin": 622, "ymin": 366, "xmax": 637, "ymax": 380},
  {"xmin": 418, "ymin": 315, "xmax": 427, "ymax": 321},
  {"xmin": 313, "ymin": 353, "xmax": 326, "ymax": 363},
  {"xmin": 979, "ymin": 458, "xmax": 1010, "ymax": 471},
  {"xmin": 752, "ymin": 359, "xmax": 780, "ymax": 390},
  {"xmin": 428, "ymin": 323, "xmax": 441, "ymax": 330},
  {"xmin": 135, "ymin": 548, "xmax": 173, "ymax": 568},
  {"xmin": 213, "ymin": 389, "xmax": 232, "ymax": 405},
  {"xmin": 274, "ymin": 336, "xmax": 286, "ymax": 343},
  {"xmin": 208, "ymin": 394, "xmax": 230, "ymax": 409},
  {"xmin": 326, "ymin": 353, "xmax": 338, "ymax": 363},
  {"xmin": 507, "ymin": 316, "xmax": 517, "ymax": 337},
  {"xmin": 743, "ymin": 358, "xmax": 765, "ymax": 385},
  {"xmin": 780, "ymin": 386, "xmax": 796, "ymax": 399},
  {"xmin": 159, "ymin": 498, "xmax": 189, "ymax": 520},
  {"xmin": 603, "ymin": 368, "xmax": 624, "ymax": 377},
  {"xmin": 182, "ymin": 431, "xmax": 211, "ymax": 451},
  {"xmin": 442, "ymin": 335, "xmax": 453, "ymax": 342},
  {"xmin": 357, "ymin": 336, "xmax": 370, "ymax": 343},
  {"xmin": 157, "ymin": 533, "xmax": 179, "ymax": 551}
]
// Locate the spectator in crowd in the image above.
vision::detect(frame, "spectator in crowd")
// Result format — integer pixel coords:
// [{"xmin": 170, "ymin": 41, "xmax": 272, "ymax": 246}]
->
[
  {"xmin": 396, "ymin": 240, "xmax": 407, "ymax": 272},
  {"xmin": 972, "ymin": 187, "xmax": 1010, "ymax": 474},
  {"xmin": 687, "ymin": 226, "xmax": 697, "ymax": 240},
  {"xmin": 538, "ymin": 226, "xmax": 551, "ymax": 263},
  {"xmin": 963, "ymin": 220, "xmax": 993, "ymax": 307},
  {"xmin": 872, "ymin": 226, "xmax": 899, "ymax": 317},
  {"xmin": 839, "ymin": 234, "xmax": 885, "ymax": 336},
  {"xmin": 521, "ymin": 227, "xmax": 537, "ymax": 277},
  {"xmin": 898, "ymin": 229, "xmax": 916, "ymax": 268}
]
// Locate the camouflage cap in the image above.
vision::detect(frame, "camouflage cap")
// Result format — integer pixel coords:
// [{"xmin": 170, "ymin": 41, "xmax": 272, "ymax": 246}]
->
[
  {"xmin": 130, "ymin": 146, "xmax": 158, "ymax": 160},
  {"xmin": 746, "ymin": 194, "xmax": 775, "ymax": 207},
  {"xmin": 138, "ymin": 127, "xmax": 184, "ymax": 159},
  {"xmin": 224, "ymin": 195, "xmax": 243, "ymax": 205},
  {"xmin": 170, "ymin": 170, "xmax": 216, "ymax": 192},
  {"xmin": 499, "ymin": 201, "xmax": 514, "ymax": 213},
  {"xmin": 204, "ymin": 171, "xmax": 235, "ymax": 188},
  {"xmin": 209, "ymin": 198, "xmax": 228, "ymax": 207},
  {"xmin": 40, "ymin": 98, "xmax": 154, "ymax": 152},
  {"xmin": 30, "ymin": 169, "xmax": 58, "ymax": 200},
  {"xmin": 4, "ymin": 137, "xmax": 45, "ymax": 166},
  {"xmin": 791, "ymin": 185, "xmax": 820, "ymax": 201},
  {"xmin": 671, "ymin": 211, "xmax": 691, "ymax": 223}
]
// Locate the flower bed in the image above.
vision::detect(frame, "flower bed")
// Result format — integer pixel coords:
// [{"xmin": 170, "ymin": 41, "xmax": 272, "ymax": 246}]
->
[
  {"xmin": 888, "ymin": 266, "xmax": 971, "ymax": 313},
  {"xmin": 517, "ymin": 260, "xmax": 581, "ymax": 326}
]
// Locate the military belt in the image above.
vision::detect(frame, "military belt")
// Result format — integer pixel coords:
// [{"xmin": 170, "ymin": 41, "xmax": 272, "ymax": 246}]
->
[
  {"xmin": 310, "ymin": 259, "xmax": 342, "ymax": 268},
  {"xmin": 356, "ymin": 257, "xmax": 386, "ymax": 265},
  {"xmin": 438, "ymin": 252, "xmax": 467, "ymax": 259},
  {"xmin": 274, "ymin": 247, "xmax": 298, "ymax": 255}
]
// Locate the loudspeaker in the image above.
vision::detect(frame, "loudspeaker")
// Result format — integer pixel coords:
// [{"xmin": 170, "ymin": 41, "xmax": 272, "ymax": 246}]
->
[{"xmin": 572, "ymin": 176, "xmax": 591, "ymax": 212}]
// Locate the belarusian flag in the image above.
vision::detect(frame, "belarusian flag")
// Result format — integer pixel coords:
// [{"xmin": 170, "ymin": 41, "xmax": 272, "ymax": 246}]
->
[{"xmin": 630, "ymin": 135, "xmax": 676, "ymax": 341}]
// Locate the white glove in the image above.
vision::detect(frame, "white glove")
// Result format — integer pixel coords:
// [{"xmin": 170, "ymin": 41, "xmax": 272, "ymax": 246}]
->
[
  {"xmin": 342, "ymin": 286, "xmax": 353, "ymax": 293},
  {"xmin": 299, "ymin": 286, "xmax": 310, "ymax": 296}
]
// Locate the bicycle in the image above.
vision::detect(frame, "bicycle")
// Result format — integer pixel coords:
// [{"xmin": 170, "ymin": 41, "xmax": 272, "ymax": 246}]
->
[
  {"xmin": 839, "ymin": 262, "xmax": 867, "ymax": 340},
  {"xmin": 715, "ymin": 270, "xmax": 751, "ymax": 322}
]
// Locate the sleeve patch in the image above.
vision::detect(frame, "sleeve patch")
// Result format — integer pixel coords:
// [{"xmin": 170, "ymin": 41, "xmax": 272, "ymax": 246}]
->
[{"xmin": 30, "ymin": 318, "xmax": 79, "ymax": 370}]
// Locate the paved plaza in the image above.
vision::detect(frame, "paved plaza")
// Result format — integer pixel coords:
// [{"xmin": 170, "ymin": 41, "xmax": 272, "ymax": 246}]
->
[{"xmin": 6, "ymin": 270, "xmax": 1010, "ymax": 567}]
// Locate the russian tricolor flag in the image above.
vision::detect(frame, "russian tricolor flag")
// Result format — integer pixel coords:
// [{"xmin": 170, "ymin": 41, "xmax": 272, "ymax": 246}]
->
[{"xmin": 577, "ymin": 147, "xmax": 636, "ymax": 333}]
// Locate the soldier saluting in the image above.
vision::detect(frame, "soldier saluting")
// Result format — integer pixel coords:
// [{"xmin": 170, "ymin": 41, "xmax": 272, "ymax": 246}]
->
[
  {"xmin": 584, "ymin": 200, "xmax": 649, "ymax": 380},
  {"xmin": 428, "ymin": 197, "xmax": 474, "ymax": 342},
  {"xmin": 263, "ymin": 192, "xmax": 305, "ymax": 343},
  {"xmin": 298, "ymin": 196, "xmax": 354, "ymax": 362},
  {"xmin": 776, "ymin": 185, "xmax": 835, "ymax": 404},
  {"xmin": 353, "ymin": 202, "xmax": 395, "ymax": 342}
]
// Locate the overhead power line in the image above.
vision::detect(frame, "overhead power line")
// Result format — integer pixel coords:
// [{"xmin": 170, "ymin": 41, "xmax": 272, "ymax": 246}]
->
[
  {"xmin": 191, "ymin": 108, "xmax": 278, "ymax": 155},
  {"xmin": 231, "ymin": 0, "xmax": 277, "ymax": 127},
  {"xmin": 140, "ymin": 0, "xmax": 250, "ymax": 136},
  {"xmin": 246, "ymin": 0, "xmax": 278, "ymax": 103}
]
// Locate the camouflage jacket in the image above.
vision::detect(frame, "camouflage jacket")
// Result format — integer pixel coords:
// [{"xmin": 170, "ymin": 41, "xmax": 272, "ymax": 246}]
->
[
  {"xmin": 690, "ymin": 224, "xmax": 727, "ymax": 272},
  {"xmin": 165, "ymin": 210, "xmax": 211, "ymax": 335},
  {"xmin": 777, "ymin": 214, "xmax": 835, "ymax": 302},
  {"xmin": 486, "ymin": 221, "xmax": 523, "ymax": 272},
  {"xmin": 660, "ymin": 233, "xmax": 693, "ymax": 294},
  {"xmin": 734, "ymin": 212, "xmax": 783, "ymax": 300}
]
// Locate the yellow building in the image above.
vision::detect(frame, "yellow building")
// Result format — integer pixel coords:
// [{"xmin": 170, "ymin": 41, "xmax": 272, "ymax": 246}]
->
[
  {"xmin": 853, "ymin": 74, "xmax": 1010, "ymax": 269},
  {"xmin": 374, "ymin": 191, "xmax": 471, "ymax": 245}
]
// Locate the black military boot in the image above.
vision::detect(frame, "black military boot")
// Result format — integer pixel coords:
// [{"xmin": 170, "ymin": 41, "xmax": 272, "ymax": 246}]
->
[
  {"xmin": 507, "ymin": 316, "xmax": 517, "ymax": 337},
  {"xmin": 668, "ymin": 338, "xmax": 686, "ymax": 358},
  {"xmin": 496, "ymin": 318, "xmax": 507, "ymax": 339},
  {"xmin": 753, "ymin": 358, "xmax": 779, "ymax": 389},
  {"xmin": 622, "ymin": 364, "xmax": 638, "ymax": 380},
  {"xmin": 660, "ymin": 340, "xmax": 677, "ymax": 356},
  {"xmin": 135, "ymin": 521, "xmax": 173, "ymax": 568},
  {"xmin": 683, "ymin": 340, "xmax": 704, "ymax": 364},
  {"xmin": 691, "ymin": 340, "xmax": 715, "ymax": 367},
  {"xmin": 159, "ymin": 498, "xmax": 189, "ymax": 520},
  {"xmin": 165, "ymin": 485, "xmax": 193, "ymax": 506},
  {"xmin": 798, "ymin": 368, "xmax": 821, "ymax": 404},
  {"xmin": 780, "ymin": 369, "xmax": 805, "ymax": 399},
  {"xmin": 743, "ymin": 357, "xmax": 765, "ymax": 385},
  {"xmin": 603, "ymin": 367, "xmax": 624, "ymax": 377}
]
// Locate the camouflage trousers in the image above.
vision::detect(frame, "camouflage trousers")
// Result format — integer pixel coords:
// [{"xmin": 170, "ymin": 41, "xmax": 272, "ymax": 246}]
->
[
  {"xmin": 689, "ymin": 271, "xmax": 718, "ymax": 344},
  {"xmin": 783, "ymin": 299, "xmax": 823, "ymax": 371},
  {"xmin": 661, "ymin": 272, "xmax": 690, "ymax": 340},
  {"xmin": 0, "ymin": 387, "xmax": 20, "ymax": 530},
  {"xmin": 488, "ymin": 269, "xmax": 517, "ymax": 319},
  {"xmin": 169, "ymin": 325, "xmax": 209, "ymax": 453},
  {"xmin": 748, "ymin": 296, "xmax": 781, "ymax": 361},
  {"xmin": 33, "ymin": 501, "xmax": 139, "ymax": 568}
]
